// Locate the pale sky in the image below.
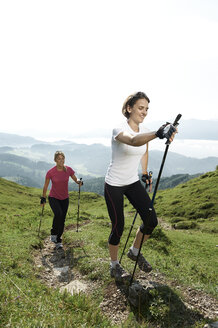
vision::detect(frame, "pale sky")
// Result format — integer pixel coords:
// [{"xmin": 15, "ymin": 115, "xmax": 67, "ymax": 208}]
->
[{"xmin": 0, "ymin": 0, "xmax": 218, "ymax": 140}]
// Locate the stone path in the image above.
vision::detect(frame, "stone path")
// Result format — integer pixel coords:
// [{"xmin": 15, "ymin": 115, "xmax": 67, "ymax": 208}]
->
[{"xmin": 34, "ymin": 236, "xmax": 218, "ymax": 326}]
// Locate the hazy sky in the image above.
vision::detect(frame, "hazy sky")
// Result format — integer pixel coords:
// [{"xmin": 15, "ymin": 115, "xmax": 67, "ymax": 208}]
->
[{"xmin": 0, "ymin": 0, "xmax": 218, "ymax": 139}]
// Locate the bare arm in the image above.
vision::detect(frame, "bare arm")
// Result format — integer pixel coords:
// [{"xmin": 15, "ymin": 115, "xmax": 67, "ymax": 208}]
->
[
  {"xmin": 141, "ymin": 145, "xmax": 153, "ymax": 187},
  {"xmin": 141, "ymin": 144, "xmax": 149, "ymax": 174},
  {"xmin": 42, "ymin": 178, "xmax": 50, "ymax": 198},
  {"xmin": 116, "ymin": 131, "xmax": 157, "ymax": 146},
  {"xmin": 71, "ymin": 174, "xmax": 83, "ymax": 185}
]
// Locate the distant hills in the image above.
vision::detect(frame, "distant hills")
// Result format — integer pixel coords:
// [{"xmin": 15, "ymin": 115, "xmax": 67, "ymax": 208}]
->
[
  {"xmin": 0, "ymin": 132, "xmax": 44, "ymax": 147},
  {"xmin": 146, "ymin": 119, "xmax": 218, "ymax": 140},
  {"xmin": 1, "ymin": 119, "xmax": 218, "ymax": 146},
  {"xmin": 1, "ymin": 149, "xmax": 214, "ymax": 193},
  {"xmin": 70, "ymin": 119, "xmax": 218, "ymax": 140},
  {"xmin": 0, "ymin": 131, "xmax": 217, "ymax": 193}
]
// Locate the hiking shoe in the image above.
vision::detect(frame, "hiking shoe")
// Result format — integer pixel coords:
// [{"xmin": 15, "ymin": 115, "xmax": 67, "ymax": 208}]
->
[
  {"xmin": 55, "ymin": 242, "xmax": 63, "ymax": 250},
  {"xmin": 110, "ymin": 263, "xmax": 131, "ymax": 282},
  {"xmin": 127, "ymin": 249, "xmax": 152, "ymax": 273},
  {"xmin": 50, "ymin": 235, "xmax": 57, "ymax": 243}
]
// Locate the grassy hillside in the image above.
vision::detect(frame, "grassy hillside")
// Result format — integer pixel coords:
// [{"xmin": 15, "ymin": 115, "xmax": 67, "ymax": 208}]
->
[
  {"xmin": 154, "ymin": 169, "xmax": 218, "ymax": 229},
  {"xmin": 0, "ymin": 171, "xmax": 217, "ymax": 327},
  {"xmin": 0, "ymin": 179, "xmax": 112, "ymax": 327}
]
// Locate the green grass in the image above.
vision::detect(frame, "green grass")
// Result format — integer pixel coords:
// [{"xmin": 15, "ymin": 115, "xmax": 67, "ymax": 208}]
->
[
  {"xmin": 149, "ymin": 228, "xmax": 217, "ymax": 293},
  {"xmin": 155, "ymin": 170, "xmax": 218, "ymax": 221},
  {"xmin": 0, "ymin": 179, "xmax": 113, "ymax": 328},
  {"xmin": 0, "ymin": 171, "xmax": 218, "ymax": 327}
]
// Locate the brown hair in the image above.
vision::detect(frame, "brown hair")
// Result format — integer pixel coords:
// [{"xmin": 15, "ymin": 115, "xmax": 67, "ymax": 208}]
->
[
  {"xmin": 54, "ymin": 151, "xmax": 67, "ymax": 172},
  {"xmin": 122, "ymin": 91, "xmax": 150, "ymax": 119}
]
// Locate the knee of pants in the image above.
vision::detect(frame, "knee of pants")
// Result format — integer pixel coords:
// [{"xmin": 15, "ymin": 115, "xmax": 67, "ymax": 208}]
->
[
  {"xmin": 140, "ymin": 215, "xmax": 158, "ymax": 235},
  {"xmin": 108, "ymin": 235, "xmax": 121, "ymax": 245},
  {"xmin": 108, "ymin": 229, "xmax": 123, "ymax": 245}
]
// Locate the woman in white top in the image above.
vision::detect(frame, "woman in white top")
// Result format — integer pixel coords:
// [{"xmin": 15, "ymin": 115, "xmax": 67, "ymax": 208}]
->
[{"xmin": 104, "ymin": 91, "xmax": 176, "ymax": 281}]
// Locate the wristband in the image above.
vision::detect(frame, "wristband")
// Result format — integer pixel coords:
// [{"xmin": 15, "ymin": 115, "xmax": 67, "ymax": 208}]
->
[{"xmin": 40, "ymin": 197, "xmax": 46, "ymax": 205}]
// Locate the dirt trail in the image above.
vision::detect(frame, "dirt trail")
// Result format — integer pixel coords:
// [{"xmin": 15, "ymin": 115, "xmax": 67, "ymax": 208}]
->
[{"xmin": 34, "ymin": 231, "xmax": 218, "ymax": 326}]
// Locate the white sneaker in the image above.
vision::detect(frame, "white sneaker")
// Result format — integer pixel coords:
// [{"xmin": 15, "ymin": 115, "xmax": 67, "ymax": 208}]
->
[
  {"xmin": 55, "ymin": 242, "xmax": 63, "ymax": 250},
  {"xmin": 50, "ymin": 235, "xmax": 57, "ymax": 243}
]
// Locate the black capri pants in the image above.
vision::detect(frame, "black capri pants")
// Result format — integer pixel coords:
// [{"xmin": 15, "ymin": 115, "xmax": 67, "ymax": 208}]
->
[
  {"xmin": 48, "ymin": 197, "xmax": 69, "ymax": 243},
  {"xmin": 104, "ymin": 180, "xmax": 158, "ymax": 246}
]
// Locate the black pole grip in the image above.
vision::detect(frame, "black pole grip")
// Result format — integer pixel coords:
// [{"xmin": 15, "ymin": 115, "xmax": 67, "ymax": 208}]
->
[
  {"xmin": 173, "ymin": 114, "xmax": 182, "ymax": 126},
  {"xmin": 79, "ymin": 177, "xmax": 83, "ymax": 186},
  {"xmin": 165, "ymin": 113, "xmax": 182, "ymax": 145}
]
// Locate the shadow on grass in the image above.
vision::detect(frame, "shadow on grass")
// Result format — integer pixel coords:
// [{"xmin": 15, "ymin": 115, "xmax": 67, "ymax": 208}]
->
[
  {"xmin": 115, "ymin": 279, "xmax": 206, "ymax": 328},
  {"xmin": 39, "ymin": 242, "xmax": 89, "ymax": 272}
]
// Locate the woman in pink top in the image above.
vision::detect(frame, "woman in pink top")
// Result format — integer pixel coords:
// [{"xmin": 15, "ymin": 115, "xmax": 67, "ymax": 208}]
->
[{"xmin": 41, "ymin": 151, "xmax": 83, "ymax": 249}]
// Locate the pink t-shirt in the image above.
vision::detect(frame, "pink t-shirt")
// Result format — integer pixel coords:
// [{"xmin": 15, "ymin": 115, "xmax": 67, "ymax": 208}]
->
[{"xmin": 46, "ymin": 166, "xmax": 75, "ymax": 200}]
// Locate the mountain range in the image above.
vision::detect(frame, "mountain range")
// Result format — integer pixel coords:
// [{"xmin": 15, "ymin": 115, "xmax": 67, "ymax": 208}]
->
[
  {"xmin": 69, "ymin": 119, "xmax": 218, "ymax": 140},
  {"xmin": 0, "ymin": 132, "xmax": 217, "ymax": 192},
  {"xmin": 1, "ymin": 120, "xmax": 218, "ymax": 146}
]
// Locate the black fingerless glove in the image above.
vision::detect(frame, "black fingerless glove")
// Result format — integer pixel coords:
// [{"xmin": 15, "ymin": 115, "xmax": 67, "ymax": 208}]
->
[
  {"xmin": 40, "ymin": 197, "xmax": 46, "ymax": 205},
  {"xmin": 164, "ymin": 124, "xmax": 176, "ymax": 139},
  {"xmin": 141, "ymin": 174, "xmax": 149, "ymax": 183},
  {"xmin": 155, "ymin": 123, "xmax": 176, "ymax": 139},
  {"xmin": 155, "ymin": 122, "xmax": 169, "ymax": 139}
]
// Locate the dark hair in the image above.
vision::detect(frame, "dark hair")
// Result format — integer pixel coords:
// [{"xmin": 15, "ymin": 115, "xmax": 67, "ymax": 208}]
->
[{"xmin": 122, "ymin": 91, "xmax": 150, "ymax": 119}]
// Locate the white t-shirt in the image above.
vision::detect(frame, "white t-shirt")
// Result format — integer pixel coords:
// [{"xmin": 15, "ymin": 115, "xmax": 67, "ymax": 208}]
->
[{"xmin": 105, "ymin": 120, "xmax": 149, "ymax": 186}]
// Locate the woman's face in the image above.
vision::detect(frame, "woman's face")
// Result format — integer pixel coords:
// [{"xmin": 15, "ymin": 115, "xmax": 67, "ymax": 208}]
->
[
  {"xmin": 127, "ymin": 98, "xmax": 149, "ymax": 124},
  {"xmin": 55, "ymin": 155, "xmax": 65, "ymax": 167}
]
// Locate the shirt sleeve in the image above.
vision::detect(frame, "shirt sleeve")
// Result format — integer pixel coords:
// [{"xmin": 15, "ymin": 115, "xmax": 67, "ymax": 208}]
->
[
  {"xmin": 68, "ymin": 167, "xmax": 75, "ymax": 176},
  {"xmin": 46, "ymin": 171, "xmax": 51, "ymax": 180},
  {"xmin": 112, "ymin": 127, "xmax": 125, "ymax": 141}
]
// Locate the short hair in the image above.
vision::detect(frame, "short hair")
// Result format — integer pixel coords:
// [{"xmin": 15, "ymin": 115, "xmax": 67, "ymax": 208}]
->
[{"xmin": 122, "ymin": 91, "xmax": 150, "ymax": 119}]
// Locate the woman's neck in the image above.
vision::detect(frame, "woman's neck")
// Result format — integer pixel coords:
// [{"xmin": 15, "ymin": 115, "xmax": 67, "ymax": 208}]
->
[
  {"xmin": 127, "ymin": 119, "xmax": 139, "ymax": 132},
  {"xmin": 56, "ymin": 165, "xmax": 64, "ymax": 171}
]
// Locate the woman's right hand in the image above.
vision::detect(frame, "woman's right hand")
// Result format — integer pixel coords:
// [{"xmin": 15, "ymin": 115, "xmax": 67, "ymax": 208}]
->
[
  {"xmin": 155, "ymin": 123, "xmax": 177, "ymax": 140},
  {"xmin": 40, "ymin": 197, "xmax": 46, "ymax": 206}
]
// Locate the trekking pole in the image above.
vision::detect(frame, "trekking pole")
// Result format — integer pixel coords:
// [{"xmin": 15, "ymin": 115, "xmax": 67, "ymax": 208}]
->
[
  {"xmin": 38, "ymin": 206, "xmax": 44, "ymax": 237},
  {"xmin": 148, "ymin": 171, "xmax": 153, "ymax": 193},
  {"xmin": 130, "ymin": 114, "xmax": 182, "ymax": 285},
  {"xmin": 120, "ymin": 211, "xmax": 138, "ymax": 264},
  {"xmin": 120, "ymin": 180, "xmax": 149, "ymax": 264},
  {"xmin": 76, "ymin": 178, "xmax": 83, "ymax": 232}
]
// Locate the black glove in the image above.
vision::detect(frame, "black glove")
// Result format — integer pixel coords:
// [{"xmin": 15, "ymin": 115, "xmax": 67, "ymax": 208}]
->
[
  {"xmin": 40, "ymin": 197, "xmax": 46, "ymax": 205},
  {"xmin": 141, "ymin": 174, "xmax": 149, "ymax": 183},
  {"xmin": 155, "ymin": 123, "xmax": 176, "ymax": 140},
  {"xmin": 142, "ymin": 173, "xmax": 153, "ymax": 183}
]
